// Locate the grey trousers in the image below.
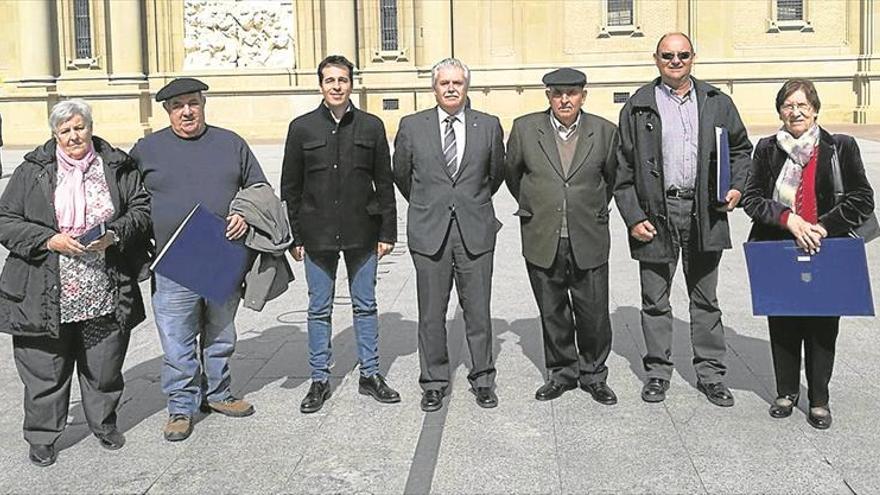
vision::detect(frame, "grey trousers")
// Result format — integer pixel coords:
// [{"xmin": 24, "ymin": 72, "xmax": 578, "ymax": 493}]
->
[
  {"xmin": 411, "ymin": 219, "xmax": 496, "ymax": 391},
  {"xmin": 639, "ymin": 197, "xmax": 727, "ymax": 383},
  {"xmin": 526, "ymin": 238, "xmax": 611, "ymax": 386},
  {"xmin": 12, "ymin": 314, "xmax": 128, "ymax": 446}
]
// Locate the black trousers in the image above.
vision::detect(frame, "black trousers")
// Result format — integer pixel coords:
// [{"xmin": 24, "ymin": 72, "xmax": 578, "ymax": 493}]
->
[
  {"xmin": 526, "ymin": 238, "xmax": 611, "ymax": 386},
  {"xmin": 639, "ymin": 197, "xmax": 726, "ymax": 383},
  {"xmin": 768, "ymin": 316, "xmax": 839, "ymax": 407},
  {"xmin": 12, "ymin": 314, "xmax": 129, "ymax": 446},
  {"xmin": 411, "ymin": 219, "xmax": 496, "ymax": 391}
]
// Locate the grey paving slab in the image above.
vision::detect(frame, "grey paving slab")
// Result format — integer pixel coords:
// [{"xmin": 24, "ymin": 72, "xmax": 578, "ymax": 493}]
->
[{"xmin": 1, "ymin": 138, "xmax": 880, "ymax": 494}]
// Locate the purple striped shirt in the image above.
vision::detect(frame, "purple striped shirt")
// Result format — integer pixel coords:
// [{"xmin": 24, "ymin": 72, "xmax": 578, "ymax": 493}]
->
[{"xmin": 655, "ymin": 80, "xmax": 699, "ymax": 190}]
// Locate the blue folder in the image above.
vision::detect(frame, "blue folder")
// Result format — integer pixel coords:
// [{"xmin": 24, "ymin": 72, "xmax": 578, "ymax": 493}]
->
[
  {"xmin": 744, "ymin": 238, "xmax": 874, "ymax": 316},
  {"xmin": 150, "ymin": 203, "xmax": 251, "ymax": 303},
  {"xmin": 714, "ymin": 126, "xmax": 730, "ymax": 203}
]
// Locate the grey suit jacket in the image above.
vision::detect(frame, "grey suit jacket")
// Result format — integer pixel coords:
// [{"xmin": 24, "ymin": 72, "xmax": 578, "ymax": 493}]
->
[
  {"xmin": 506, "ymin": 109, "xmax": 619, "ymax": 269},
  {"xmin": 393, "ymin": 107, "xmax": 505, "ymax": 257}
]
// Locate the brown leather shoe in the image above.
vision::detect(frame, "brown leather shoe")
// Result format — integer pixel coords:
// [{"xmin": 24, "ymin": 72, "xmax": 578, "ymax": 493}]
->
[
  {"xmin": 163, "ymin": 414, "xmax": 193, "ymax": 442},
  {"xmin": 207, "ymin": 397, "xmax": 255, "ymax": 417}
]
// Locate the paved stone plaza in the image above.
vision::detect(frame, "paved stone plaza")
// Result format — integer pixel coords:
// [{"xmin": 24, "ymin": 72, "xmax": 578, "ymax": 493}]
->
[{"xmin": 0, "ymin": 132, "xmax": 878, "ymax": 494}]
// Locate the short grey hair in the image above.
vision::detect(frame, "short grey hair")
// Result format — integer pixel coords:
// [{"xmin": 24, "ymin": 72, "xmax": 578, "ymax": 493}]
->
[
  {"xmin": 49, "ymin": 99, "xmax": 93, "ymax": 134},
  {"xmin": 431, "ymin": 58, "xmax": 471, "ymax": 88}
]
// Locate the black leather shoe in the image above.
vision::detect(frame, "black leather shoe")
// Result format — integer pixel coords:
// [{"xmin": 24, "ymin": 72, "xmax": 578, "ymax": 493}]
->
[
  {"xmin": 697, "ymin": 381, "xmax": 735, "ymax": 407},
  {"xmin": 535, "ymin": 381, "xmax": 576, "ymax": 401},
  {"xmin": 641, "ymin": 378, "xmax": 670, "ymax": 403},
  {"xmin": 359, "ymin": 374, "xmax": 401, "ymax": 404},
  {"xmin": 28, "ymin": 444, "xmax": 56, "ymax": 467},
  {"xmin": 300, "ymin": 381, "xmax": 332, "ymax": 414},
  {"xmin": 95, "ymin": 429, "xmax": 126, "ymax": 450},
  {"xmin": 472, "ymin": 387, "xmax": 498, "ymax": 408},
  {"xmin": 808, "ymin": 406, "xmax": 832, "ymax": 430},
  {"xmin": 582, "ymin": 382, "xmax": 618, "ymax": 405},
  {"xmin": 420, "ymin": 389, "xmax": 445, "ymax": 412},
  {"xmin": 769, "ymin": 394, "xmax": 799, "ymax": 419}
]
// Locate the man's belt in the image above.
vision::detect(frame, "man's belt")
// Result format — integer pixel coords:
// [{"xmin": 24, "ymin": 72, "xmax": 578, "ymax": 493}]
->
[{"xmin": 666, "ymin": 187, "xmax": 695, "ymax": 200}]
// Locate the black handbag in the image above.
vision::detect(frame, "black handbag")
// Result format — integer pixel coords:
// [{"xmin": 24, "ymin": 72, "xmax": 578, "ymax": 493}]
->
[{"xmin": 830, "ymin": 141, "xmax": 880, "ymax": 242}]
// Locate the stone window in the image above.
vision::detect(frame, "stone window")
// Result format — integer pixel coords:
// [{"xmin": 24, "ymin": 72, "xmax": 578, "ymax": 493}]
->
[
  {"xmin": 73, "ymin": 0, "xmax": 92, "ymax": 59},
  {"xmin": 776, "ymin": 0, "xmax": 803, "ymax": 21},
  {"xmin": 599, "ymin": 0, "xmax": 642, "ymax": 38},
  {"xmin": 380, "ymin": 0, "xmax": 399, "ymax": 52},
  {"xmin": 607, "ymin": 0, "xmax": 633, "ymax": 27},
  {"xmin": 768, "ymin": 0, "xmax": 812, "ymax": 32}
]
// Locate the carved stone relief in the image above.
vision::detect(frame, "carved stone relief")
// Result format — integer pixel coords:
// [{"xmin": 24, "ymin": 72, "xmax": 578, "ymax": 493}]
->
[{"xmin": 183, "ymin": 0, "xmax": 295, "ymax": 69}]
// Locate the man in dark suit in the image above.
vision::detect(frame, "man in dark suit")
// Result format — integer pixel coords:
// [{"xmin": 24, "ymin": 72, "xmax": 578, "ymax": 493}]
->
[
  {"xmin": 393, "ymin": 58, "xmax": 505, "ymax": 412},
  {"xmin": 281, "ymin": 55, "xmax": 400, "ymax": 414},
  {"xmin": 506, "ymin": 68, "xmax": 619, "ymax": 404}
]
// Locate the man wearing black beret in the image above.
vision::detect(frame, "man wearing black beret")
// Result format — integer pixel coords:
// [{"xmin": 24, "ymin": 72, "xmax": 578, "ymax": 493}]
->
[
  {"xmin": 506, "ymin": 68, "xmax": 619, "ymax": 404},
  {"xmin": 130, "ymin": 77, "xmax": 268, "ymax": 441}
]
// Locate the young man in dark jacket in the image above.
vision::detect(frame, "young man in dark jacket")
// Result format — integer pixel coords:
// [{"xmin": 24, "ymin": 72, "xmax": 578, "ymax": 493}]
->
[
  {"xmin": 615, "ymin": 33, "xmax": 753, "ymax": 407},
  {"xmin": 280, "ymin": 55, "xmax": 400, "ymax": 413}
]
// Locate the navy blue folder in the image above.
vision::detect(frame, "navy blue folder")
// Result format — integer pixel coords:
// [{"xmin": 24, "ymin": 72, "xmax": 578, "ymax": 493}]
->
[
  {"xmin": 744, "ymin": 238, "xmax": 874, "ymax": 316},
  {"xmin": 150, "ymin": 204, "xmax": 250, "ymax": 303},
  {"xmin": 714, "ymin": 126, "xmax": 730, "ymax": 203}
]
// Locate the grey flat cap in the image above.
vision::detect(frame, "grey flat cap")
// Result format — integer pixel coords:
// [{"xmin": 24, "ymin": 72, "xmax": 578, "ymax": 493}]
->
[{"xmin": 542, "ymin": 68, "xmax": 587, "ymax": 87}]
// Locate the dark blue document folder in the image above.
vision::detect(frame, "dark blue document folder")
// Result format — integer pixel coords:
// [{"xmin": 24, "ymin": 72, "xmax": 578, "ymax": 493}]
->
[
  {"xmin": 150, "ymin": 204, "xmax": 250, "ymax": 303},
  {"xmin": 714, "ymin": 126, "xmax": 730, "ymax": 203},
  {"xmin": 744, "ymin": 238, "xmax": 874, "ymax": 316}
]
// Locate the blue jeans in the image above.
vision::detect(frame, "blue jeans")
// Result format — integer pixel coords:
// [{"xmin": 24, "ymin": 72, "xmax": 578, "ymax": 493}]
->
[
  {"xmin": 152, "ymin": 273, "xmax": 240, "ymax": 415},
  {"xmin": 304, "ymin": 249, "xmax": 379, "ymax": 382}
]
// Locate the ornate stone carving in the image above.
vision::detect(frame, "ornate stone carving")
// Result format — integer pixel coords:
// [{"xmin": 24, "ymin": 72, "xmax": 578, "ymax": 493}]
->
[{"xmin": 183, "ymin": 0, "xmax": 294, "ymax": 69}]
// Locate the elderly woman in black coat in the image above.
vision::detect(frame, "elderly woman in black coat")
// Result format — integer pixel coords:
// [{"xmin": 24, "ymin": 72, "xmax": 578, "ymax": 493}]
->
[
  {"xmin": 742, "ymin": 79, "xmax": 874, "ymax": 430},
  {"xmin": 0, "ymin": 99, "xmax": 150, "ymax": 466}
]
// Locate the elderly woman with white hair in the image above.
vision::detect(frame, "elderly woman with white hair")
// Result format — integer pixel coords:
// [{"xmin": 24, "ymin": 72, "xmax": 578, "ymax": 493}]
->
[{"xmin": 0, "ymin": 99, "xmax": 150, "ymax": 466}]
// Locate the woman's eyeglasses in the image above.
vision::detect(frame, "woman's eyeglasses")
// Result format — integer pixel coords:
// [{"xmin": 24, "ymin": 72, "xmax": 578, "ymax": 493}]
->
[
  {"xmin": 659, "ymin": 51, "xmax": 692, "ymax": 62},
  {"xmin": 781, "ymin": 103, "xmax": 812, "ymax": 114}
]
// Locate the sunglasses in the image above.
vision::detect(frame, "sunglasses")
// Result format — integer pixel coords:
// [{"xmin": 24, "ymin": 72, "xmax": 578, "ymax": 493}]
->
[{"xmin": 659, "ymin": 51, "xmax": 692, "ymax": 62}]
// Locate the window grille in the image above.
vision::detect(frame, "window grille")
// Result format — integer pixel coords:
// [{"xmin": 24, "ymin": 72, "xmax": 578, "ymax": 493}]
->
[
  {"xmin": 380, "ymin": 0, "xmax": 398, "ymax": 51},
  {"xmin": 607, "ymin": 0, "xmax": 634, "ymax": 27},
  {"xmin": 73, "ymin": 0, "xmax": 93, "ymax": 59},
  {"xmin": 777, "ymin": 0, "xmax": 803, "ymax": 21}
]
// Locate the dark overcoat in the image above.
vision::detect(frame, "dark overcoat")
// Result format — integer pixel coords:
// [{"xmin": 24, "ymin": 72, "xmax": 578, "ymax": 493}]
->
[
  {"xmin": 614, "ymin": 77, "xmax": 753, "ymax": 263},
  {"xmin": 741, "ymin": 128, "xmax": 874, "ymax": 240},
  {"xmin": 0, "ymin": 137, "xmax": 150, "ymax": 338}
]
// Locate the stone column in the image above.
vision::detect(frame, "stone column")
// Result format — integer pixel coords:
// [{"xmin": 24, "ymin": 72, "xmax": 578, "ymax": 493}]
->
[
  {"xmin": 18, "ymin": 0, "xmax": 56, "ymax": 83},
  {"xmin": 108, "ymin": 0, "xmax": 146, "ymax": 80},
  {"xmin": 324, "ymin": 0, "xmax": 357, "ymax": 59}
]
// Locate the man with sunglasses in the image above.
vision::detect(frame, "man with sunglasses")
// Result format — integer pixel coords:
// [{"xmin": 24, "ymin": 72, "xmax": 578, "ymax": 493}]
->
[{"xmin": 614, "ymin": 33, "xmax": 753, "ymax": 407}]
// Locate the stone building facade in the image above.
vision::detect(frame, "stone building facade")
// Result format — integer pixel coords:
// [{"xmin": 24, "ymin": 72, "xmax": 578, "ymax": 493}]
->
[{"xmin": 0, "ymin": 0, "xmax": 878, "ymax": 145}]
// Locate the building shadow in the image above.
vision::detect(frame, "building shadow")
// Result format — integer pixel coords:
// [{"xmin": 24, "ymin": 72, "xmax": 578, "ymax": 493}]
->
[
  {"xmin": 610, "ymin": 305, "xmax": 784, "ymax": 406},
  {"xmin": 496, "ymin": 317, "xmax": 545, "ymax": 379},
  {"xmin": 55, "ymin": 310, "xmax": 419, "ymax": 452}
]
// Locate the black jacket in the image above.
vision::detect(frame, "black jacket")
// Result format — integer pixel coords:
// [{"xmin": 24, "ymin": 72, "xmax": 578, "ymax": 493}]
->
[
  {"xmin": 0, "ymin": 137, "xmax": 150, "ymax": 338},
  {"xmin": 742, "ymin": 129, "xmax": 875, "ymax": 241},
  {"xmin": 615, "ymin": 77, "xmax": 753, "ymax": 263},
  {"xmin": 280, "ymin": 104, "xmax": 396, "ymax": 251}
]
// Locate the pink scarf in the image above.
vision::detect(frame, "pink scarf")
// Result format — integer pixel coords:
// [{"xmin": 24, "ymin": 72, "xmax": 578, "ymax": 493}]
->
[{"xmin": 54, "ymin": 142, "xmax": 97, "ymax": 234}]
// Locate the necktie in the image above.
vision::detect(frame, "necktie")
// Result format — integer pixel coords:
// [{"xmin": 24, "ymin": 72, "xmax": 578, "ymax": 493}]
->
[{"xmin": 443, "ymin": 115, "xmax": 458, "ymax": 178}]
